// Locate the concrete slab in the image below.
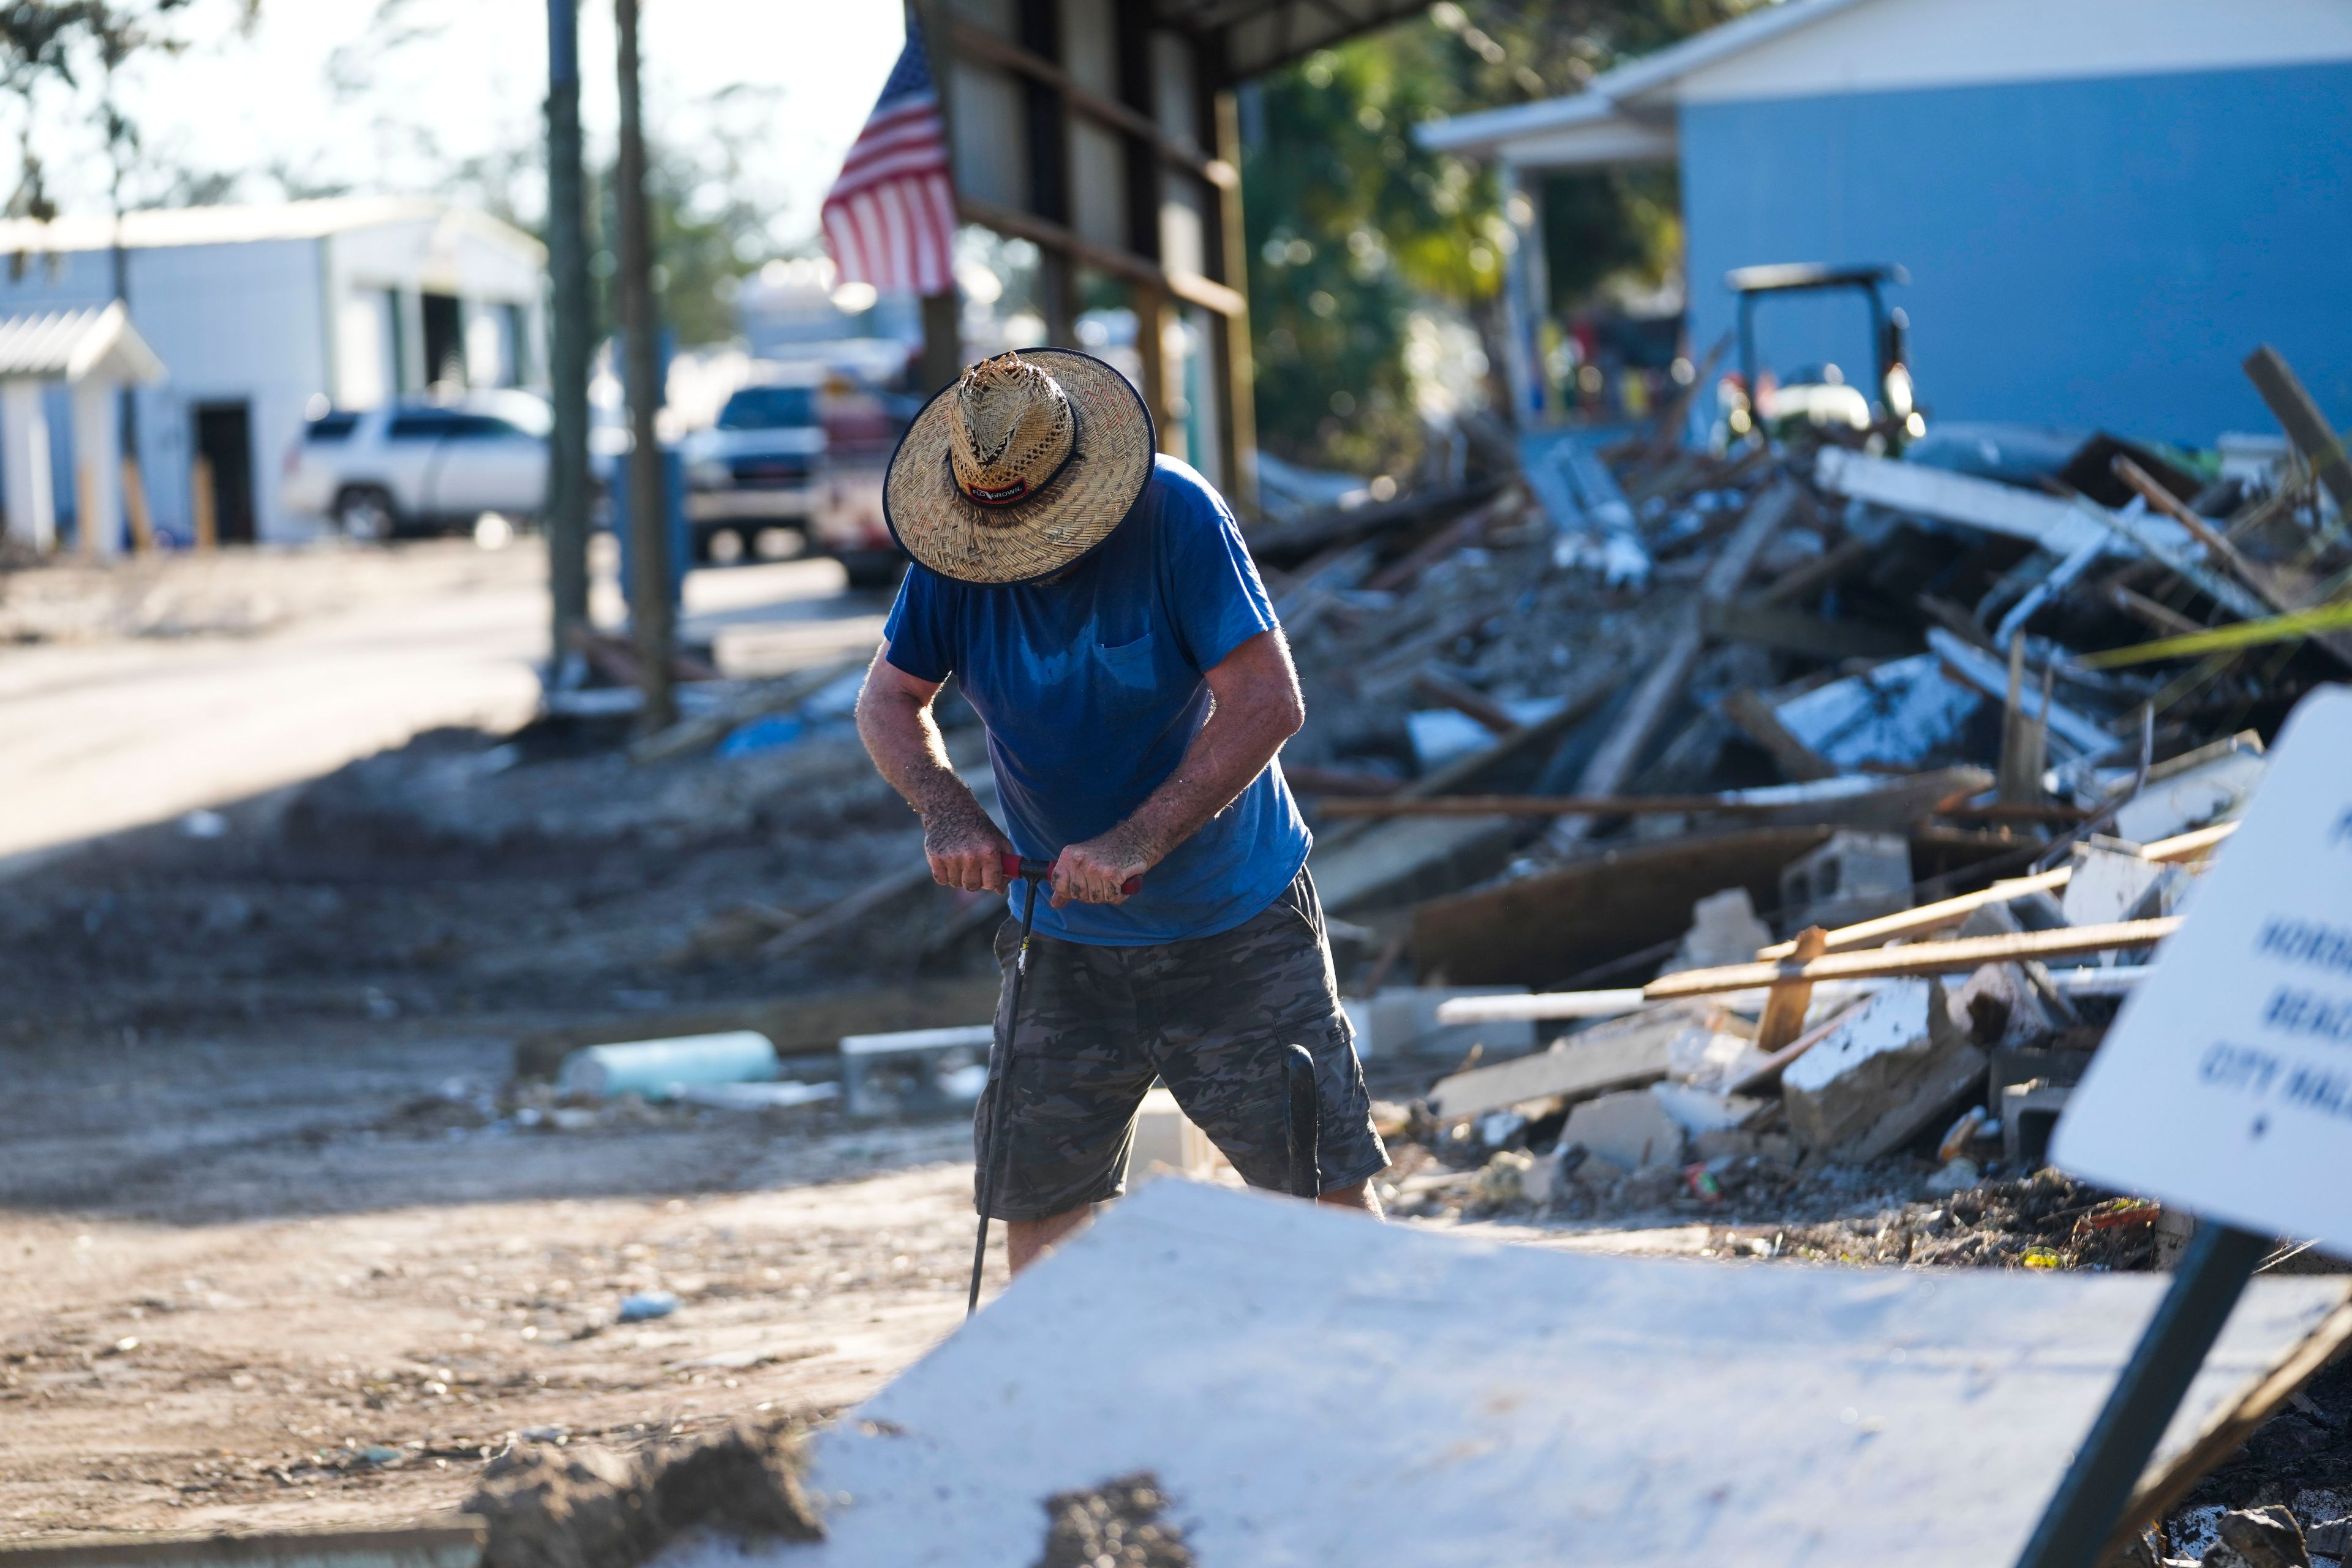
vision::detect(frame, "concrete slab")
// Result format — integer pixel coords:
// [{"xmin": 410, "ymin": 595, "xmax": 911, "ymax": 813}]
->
[{"xmin": 669, "ymin": 1182, "xmax": 2348, "ymax": 1568}]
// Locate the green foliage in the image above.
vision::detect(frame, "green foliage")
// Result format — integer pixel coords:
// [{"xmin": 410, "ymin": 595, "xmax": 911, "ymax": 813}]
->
[
  {"xmin": 0, "ymin": 0, "xmax": 257, "ymax": 221},
  {"xmin": 1242, "ymin": 0, "xmax": 1758, "ymax": 473}
]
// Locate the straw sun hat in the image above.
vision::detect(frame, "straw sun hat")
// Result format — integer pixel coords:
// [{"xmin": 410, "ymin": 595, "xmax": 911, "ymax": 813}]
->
[{"xmin": 883, "ymin": 349, "xmax": 1156, "ymax": 585}]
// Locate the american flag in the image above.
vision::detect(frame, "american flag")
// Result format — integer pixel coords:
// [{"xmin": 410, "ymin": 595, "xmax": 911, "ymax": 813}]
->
[{"xmin": 822, "ymin": 10, "xmax": 958, "ymax": 298}]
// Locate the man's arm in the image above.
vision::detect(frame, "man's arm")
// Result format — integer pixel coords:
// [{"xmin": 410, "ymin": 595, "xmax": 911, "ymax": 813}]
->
[
  {"xmin": 1052, "ymin": 627, "xmax": 1305, "ymax": 907},
  {"xmin": 854, "ymin": 643, "xmax": 1012, "ymax": 894}
]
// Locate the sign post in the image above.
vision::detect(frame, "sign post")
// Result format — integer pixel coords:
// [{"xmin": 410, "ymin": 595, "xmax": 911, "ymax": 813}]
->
[{"xmin": 2018, "ymin": 684, "xmax": 2352, "ymax": 1567}]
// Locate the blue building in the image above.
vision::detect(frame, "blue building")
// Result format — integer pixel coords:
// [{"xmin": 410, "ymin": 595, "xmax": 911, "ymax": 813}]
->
[{"xmin": 1422, "ymin": 0, "xmax": 2352, "ymax": 446}]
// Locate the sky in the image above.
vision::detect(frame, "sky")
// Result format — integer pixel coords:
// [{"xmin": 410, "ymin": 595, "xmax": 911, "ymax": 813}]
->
[{"xmin": 31, "ymin": 0, "xmax": 907, "ymax": 243}]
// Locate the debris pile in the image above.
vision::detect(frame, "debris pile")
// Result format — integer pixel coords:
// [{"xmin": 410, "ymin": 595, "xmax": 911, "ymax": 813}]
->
[{"xmin": 1248, "ymin": 344, "xmax": 2352, "ymax": 1266}]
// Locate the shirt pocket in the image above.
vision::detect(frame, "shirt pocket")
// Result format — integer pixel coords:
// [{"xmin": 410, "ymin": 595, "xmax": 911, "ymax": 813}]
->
[{"xmin": 1091, "ymin": 633, "xmax": 1159, "ymax": 693}]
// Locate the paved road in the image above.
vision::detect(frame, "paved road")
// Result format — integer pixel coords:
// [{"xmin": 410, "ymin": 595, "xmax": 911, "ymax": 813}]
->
[{"xmin": 0, "ymin": 541, "xmax": 887, "ymax": 873}]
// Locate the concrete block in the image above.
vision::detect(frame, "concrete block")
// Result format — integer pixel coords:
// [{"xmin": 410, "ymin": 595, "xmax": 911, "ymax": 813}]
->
[
  {"xmin": 1782, "ymin": 979, "xmax": 1987, "ymax": 1162},
  {"xmin": 1427, "ymin": 1001, "xmax": 1711, "ymax": 1122},
  {"xmin": 1779, "ymin": 830, "xmax": 1912, "ymax": 932},
  {"xmin": 2002, "ymin": 1080, "xmax": 2071, "ymax": 1169},
  {"xmin": 1561, "ymin": 1088, "xmax": 1685, "ymax": 1172},
  {"xmin": 1123, "ymin": 1087, "xmax": 1219, "ymax": 1188},
  {"xmin": 1657, "ymin": 887, "xmax": 1775, "ymax": 974},
  {"xmin": 1651, "ymin": 1082, "xmax": 1770, "ymax": 1136},
  {"xmin": 1948, "ymin": 962, "xmax": 2062, "ymax": 1052},
  {"xmin": 1341, "ymin": 986, "xmax": 1531, "ymax": 1061}
]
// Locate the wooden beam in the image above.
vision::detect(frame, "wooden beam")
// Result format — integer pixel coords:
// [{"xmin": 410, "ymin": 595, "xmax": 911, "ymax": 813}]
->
[
  {"xmin": 958, "ymin": 196, "xmax": 1245, "ymax": 318},
  {"xmin": 2244, "ymin": 344, "xmax": 2352, "ymax": 514},
  {"xmin": 1754, "ymin": 533, "xmax": 1873, "ymax": 608},
  {"xmin": 1701, "ymin": 597, "xmax": 1920, "ymax": 662},
  {"xmin": 1719, "ymin": 687, "xmax": 1838, "ymax": 783},
  {"xmin": 2102, "ymin": 579, "xmax": 2205, "ymax": 638},
  {"xmin": 1755, "ymin": 926, "xmax": 1828, "ymax": 1054},
  {"xmin": 1646, "ymin": 919, "xmax": 2180, "ymax": 1000},
  {"xmin": 1546, "ymin": 482, "xmax": 1800, "ymax": 849},
  {"xmin": 946, "ymin": 21, "xmax": 1235, "ymax": 188}
]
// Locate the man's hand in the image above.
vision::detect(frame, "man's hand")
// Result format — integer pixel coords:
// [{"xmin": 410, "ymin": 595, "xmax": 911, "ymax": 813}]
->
[
  {"xmin": 1051, "ymin": 825, "xmax": 1156, "ymax": 908},
  {"xmin": 925, "ymin": 802, "xmax": 1013, "ymax": 894}
]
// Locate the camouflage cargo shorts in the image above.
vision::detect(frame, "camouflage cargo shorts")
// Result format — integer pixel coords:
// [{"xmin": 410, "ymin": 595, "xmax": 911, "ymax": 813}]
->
[{"xmin": 974, "ymin": 865, "xmax": 1389, "ymax": 1221}]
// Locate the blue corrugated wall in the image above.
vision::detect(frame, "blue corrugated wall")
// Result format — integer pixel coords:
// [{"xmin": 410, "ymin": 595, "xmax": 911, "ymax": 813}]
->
[{"xmin": 1679, "ymin": 60, "xmax": 2352, "ymax": 446}]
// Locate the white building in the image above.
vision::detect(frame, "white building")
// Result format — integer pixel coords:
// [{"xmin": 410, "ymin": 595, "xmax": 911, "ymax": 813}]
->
[{"xmin": 0, "ymin": 197, "xmax": 545, "ymax": 548}]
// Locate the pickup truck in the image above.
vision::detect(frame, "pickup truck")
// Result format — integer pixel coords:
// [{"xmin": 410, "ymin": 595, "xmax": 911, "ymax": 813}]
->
[
  {"xmin": 680, "ymin": 380, "xmax": 827, "ymax": 564},
  {"xmin": 281, "ymin": 392, "xmax": 556, "ymax": 540}
]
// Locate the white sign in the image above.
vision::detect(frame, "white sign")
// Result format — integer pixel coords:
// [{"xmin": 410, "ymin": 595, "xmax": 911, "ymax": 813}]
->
[{"xmin": 2056, "ymin": 685, "xmax": 2352, "ymax": 1250}]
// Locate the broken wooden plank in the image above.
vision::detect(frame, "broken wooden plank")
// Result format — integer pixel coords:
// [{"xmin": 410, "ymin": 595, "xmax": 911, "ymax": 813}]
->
[
  {"xmin": 1754, "ymin": 533, "xmax": 1874, "ymax": 608},
  {"xmin": 1720, "ymin": 687, "xmax": 1839, "ymax": 782},
  {"xmin": 1757, "ymin": 867, "xmax": 2074, "ymax": 959},
  {"xmin": 1544, "ymin": 482, "xmax": 1800, "ymax": 850},
  {"xmin": 1415, "ymin": 826, "xmax": 1844, "ymax": 988},
  {"xmin": 1817, "ymin": 447, "xmax": 2117, "ymax": 556},
  {"xmin": 2244, "ymin": 344, "xmax": 2352, "ymax": 514},
  {"xmin": 1316, "ymin": 767, "xmax": 1990, "ymax": 827},
  {"xmin": 1409, "ymin": 669, "xmax": 1518, "ymax": 736},
  {"xmin": 1315, "ymin": 658, "xmax": 1629, "ymax": 853},
  {"xmin": 1644, "ymin": 919, "xmax": 2180, "ymax": 1000},
  {"xmin": 1701, "ymin": 597, "xmax": 1921, "ymax": 662},
  {"xmin": 1754, "ymin": 927, "xmax": 1828, "ymax": 1054},
  {"xmin": 2103, "ymin": 580, "xmax": 2206, "ymax": 638}
]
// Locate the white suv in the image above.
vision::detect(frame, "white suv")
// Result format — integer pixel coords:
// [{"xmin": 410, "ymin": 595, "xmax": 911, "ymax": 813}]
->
[{"xmin": 282, "ymin": 392, "xmax": 554, "ymax": 540}]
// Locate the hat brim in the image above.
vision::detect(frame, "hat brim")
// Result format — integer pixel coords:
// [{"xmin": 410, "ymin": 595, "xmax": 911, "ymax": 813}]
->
[{"xmin": 882, "ymin": 348, "xmax": 1156, "ymax": 586}]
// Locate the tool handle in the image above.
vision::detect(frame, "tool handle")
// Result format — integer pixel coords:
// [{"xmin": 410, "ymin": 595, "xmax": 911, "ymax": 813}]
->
[{"xmin": 1000, "ymin": 853, "xmax": 1143, "ymax": 897}]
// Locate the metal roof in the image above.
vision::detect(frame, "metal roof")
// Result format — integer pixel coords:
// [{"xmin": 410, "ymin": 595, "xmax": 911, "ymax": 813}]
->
[
  {"xmin": 0, "ymin": 197, "xmax": 543, "ymax": 259},
  {"xmin": 1153, "ymin": 0, "xmax": 1438, "ymax": 81},
  {"xmin": 0, "ymin": 303, "xmax": 165, "ymax": 384},
  {"xmin": 1418, "ymin": 0, "xmax": 1872, "ymax": 159}
]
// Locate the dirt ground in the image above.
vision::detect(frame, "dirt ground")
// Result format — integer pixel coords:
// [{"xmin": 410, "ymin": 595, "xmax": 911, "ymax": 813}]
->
[{"xmin": 2, "ymin": 542, "xmax": 2345, "ymax": 1550}]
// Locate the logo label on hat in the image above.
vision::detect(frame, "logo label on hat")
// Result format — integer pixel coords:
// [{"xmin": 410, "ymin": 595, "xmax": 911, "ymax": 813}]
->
[{"xmin": 965, "ymin": 477, "xmax": 1030, "ymax": 505}]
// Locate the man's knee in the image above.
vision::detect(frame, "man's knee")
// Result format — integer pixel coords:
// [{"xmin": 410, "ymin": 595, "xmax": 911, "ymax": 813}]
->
[
  {"xmin": 1007, "ymin": 1204, "xmax": 1094, "ymax": 1273},
  {"xmin": 1317, "ymin": 1180, "xmax": 1382, "ymax": 1218}
]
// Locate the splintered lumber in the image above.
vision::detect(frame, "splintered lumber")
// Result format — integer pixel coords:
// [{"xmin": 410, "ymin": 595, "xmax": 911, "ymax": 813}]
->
[
  {"xmin": 1754, "ymin": 926, "xmax": 1828, "ymax": 1054},
  {"xmin": 1415, "ymin": 826, "xmax": 1845, "ymax": 988},
  {"xmin": 1317, "ymin": 767, "xmax": 1985, "ymax": 824},
  {"xmin": 2103, "ymin": 580, "xmax": 2206, "ymax": 638},
  {"xmin": 2145, "ymin": 818, "xmax": 2238, "ymax": 862},
  {"xmin": 1751, "ymin": 818, "xmax": 2237, "ymax": 958},
  {"xmin": 1755, "ymin": 867, "xmax": 2073, "ymax": 959},
  {"xmin": 1643, "ymin": 919, "xmax": 2181, "ymax": 1001},
  {"xmin": 1409, "ymin": 669, "xmax": 1518, "ymax": 735},
  {"xmin": 1545, "ymin": 482, "xmax": 1798, "ymax": 848},
  {"xmin": 1719, "ymin": 687, "xmax": 1838, "ymax": 782},
  {"xmin": 2114, "ymin": 452, "xmax": 2352, "ymax": 671},
  {"xmin": 1754, "ymin": 533, "xmax": 1873, "ymax": 607},
  {"xmin": 2244, "ymin": 344, "xmax": 2352, "ymax": 514},
  {"xmin": 1700, "ymin": 598, "xmax": 1920, "ymax": 663}
]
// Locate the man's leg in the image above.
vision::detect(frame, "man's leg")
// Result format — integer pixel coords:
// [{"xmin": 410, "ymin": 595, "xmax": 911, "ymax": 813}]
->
[
  {"xmin": 1144, "ymin": 869, "xmax": 1390, "ymax": 1202},
  {"xmin": 974, "ymin": 919, "xmax": 1151, "ymax": 1278},
  {"xmin": 1008, "ymin": 1205, "xmax": 1094, "ymax": 1272}
]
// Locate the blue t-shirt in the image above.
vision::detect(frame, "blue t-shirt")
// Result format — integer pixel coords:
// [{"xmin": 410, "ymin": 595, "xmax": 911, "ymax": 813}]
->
[{"xmin": 881, "ymin": 455, "xmax": 1311, "ymax": 945}]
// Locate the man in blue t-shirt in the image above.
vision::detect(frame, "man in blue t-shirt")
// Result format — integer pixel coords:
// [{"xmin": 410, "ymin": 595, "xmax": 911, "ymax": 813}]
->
[{"xmin": 855, "ymin": 350, "xmax": 1386, "ymax": 1272}]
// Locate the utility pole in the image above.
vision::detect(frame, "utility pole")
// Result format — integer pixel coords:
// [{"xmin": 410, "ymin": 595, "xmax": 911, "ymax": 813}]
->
[
  {"xmin": 543, "ymin": 0, "xmax": 592, "ymax": 677},
  {"xmin": 613, "ymin": 0, "xmax": 675, "ymax": 731}
]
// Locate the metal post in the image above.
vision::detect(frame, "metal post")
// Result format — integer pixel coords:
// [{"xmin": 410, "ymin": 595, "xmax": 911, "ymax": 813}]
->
[
  {"xmin": 613, "ymin": 0, "xmax": 676, "ymax": 732},
  {"xmin": 544, "ymin": 0, "xmax": 593, "ymax": 676},
  {"xmin": 2013, "ymin": 1222, "xmax": 2271, "ymax": 1568}
]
